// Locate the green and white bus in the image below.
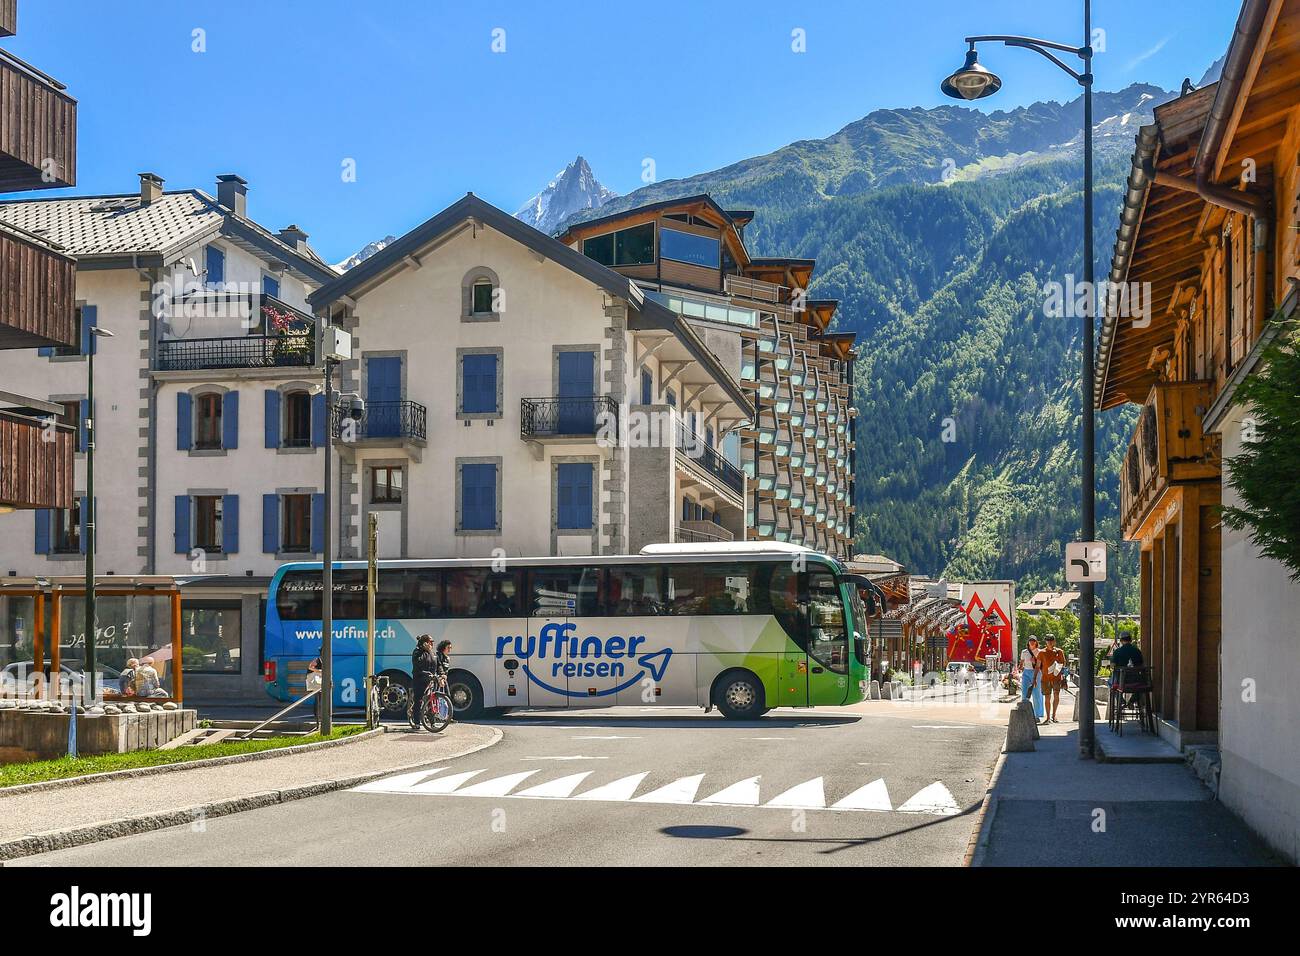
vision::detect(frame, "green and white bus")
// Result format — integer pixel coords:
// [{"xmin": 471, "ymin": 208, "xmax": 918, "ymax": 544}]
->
[{"xmin": 263, "ymin": 543, "xmax": 872, "ymax": 720}]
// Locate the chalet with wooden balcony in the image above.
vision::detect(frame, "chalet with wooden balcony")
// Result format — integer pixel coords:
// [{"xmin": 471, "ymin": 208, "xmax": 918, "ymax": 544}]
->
[
  {"xmin": 1096, "ymin": 0, "xmax": 1300, "ymax": 864},
  {"xmin": 0, "ymin": 0, "xmax": 78, "ymax": 513},
  {"xmin": 557, "ymin": 197, "xmax": 857, "ymax": 558}
]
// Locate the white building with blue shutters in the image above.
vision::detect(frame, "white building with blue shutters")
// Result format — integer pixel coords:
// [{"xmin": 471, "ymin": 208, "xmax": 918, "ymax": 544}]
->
[
  {"xmin": 0, "ymin": 172, "xmax": 338, "ymax": 699},
  {"xmin": 308, "ymin": 194, "xmax": 753, "ymax": 563}
]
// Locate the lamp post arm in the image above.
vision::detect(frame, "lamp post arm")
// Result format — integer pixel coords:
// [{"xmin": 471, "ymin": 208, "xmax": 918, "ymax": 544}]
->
[{"xmin": 964, "ymin": 34, "xmax": 1090, "ymax": 84}]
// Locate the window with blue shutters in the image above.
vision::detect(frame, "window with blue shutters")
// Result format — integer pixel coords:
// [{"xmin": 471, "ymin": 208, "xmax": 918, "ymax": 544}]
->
[
  {"xmin": 556, "ymin": 462, "xmax": 593, "ymax": 530},
  {"xmin": 205, "ymin": 245, "xmax": 225, "ymax": 288},
  {"xmin": 177, "ymin": 393, "xmax": 193, "ymax": 450},
  {"xmin": 460, "ymin": 352, "xmax": 499, "ymax": 415},
  {"xmin": 264, "ymin": 390, "xmax": 281, "ymax": 448},
  {"xmin": 459, "ymin": 462, "xmax": 498, "ymax": 532},
  {"xmin": 262, "ymin": 274, "xmax": 280, "ymax": 298},
  {"xmin": 34, "ymin": 509, "xmax": 51, "ymax": 555},
  {"xmin": 174, "ymin": 496, "xmax": 192, "ymax": 554},
  {"xmin": 222, "ymin": 391, "xmax": 239, "ymax": 449}
]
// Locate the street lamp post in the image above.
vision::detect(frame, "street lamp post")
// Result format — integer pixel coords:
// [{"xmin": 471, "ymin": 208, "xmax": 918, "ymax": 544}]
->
[
  {"xmin": 320, "ymin": 353, "xmax": 335, "ymax": 735},
  {"xmin": 942, "ymin": 0, "xmax": 1098, "ymax": 758},
  {"xmin": 84, "ymin": 325, "xmax": 115, "ymax": 704}
]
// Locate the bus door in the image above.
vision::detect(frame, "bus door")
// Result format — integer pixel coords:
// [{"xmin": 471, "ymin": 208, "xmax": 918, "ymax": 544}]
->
[
  {"xmin": 461, "ymin": 569, "xmax": 526, "ymax": 710},
  {"xmin": 771, "ymin": 564, "xmax": 809, "ymax": 708},
  {"xmin": 564, "ymin": 567, "xmax": 625, "ymax": 705},
  {"xmin": 804, "ymin": 568, "xmax": 850, "ymax": 705},
  {"xmin": 523, "ymin": 567, "xmax": 585, "ymax": 707}
]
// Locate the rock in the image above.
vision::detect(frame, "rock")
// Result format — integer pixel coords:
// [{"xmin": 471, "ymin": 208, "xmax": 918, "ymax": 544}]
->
[
  {"xmin": 868, "ymin": 680, "xmax": 880, "ymax": 700},
  {"xmin": 121, "ymin": 703, "xmax": 137, "ymax": 713},
  {"xmin": 880, "ymin": 681, "xmax": 892, "ymax": 700},
  {"xmin": 104, "ymin": 705, "xmax": 121, "ymax": 715},
  {"xmin": 0, "ymin": 699, "xmax": 16, "ymax": 709},
  {"xmin": 1006, "ymin": 699, "xmax": 1037, "ymax": 752},
  {"xmin": 162, "ymin": 701, "xmax": 178, "ymax": 711},
  {"xmin": 89, "ymin": 705, "xmax": 105, "ymax": 715}
]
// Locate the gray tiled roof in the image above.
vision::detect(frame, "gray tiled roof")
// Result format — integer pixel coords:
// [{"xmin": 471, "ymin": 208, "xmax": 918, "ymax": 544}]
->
[{"xmin": 0, "ymin": 190, "xmax": 224, "ymax": 257}]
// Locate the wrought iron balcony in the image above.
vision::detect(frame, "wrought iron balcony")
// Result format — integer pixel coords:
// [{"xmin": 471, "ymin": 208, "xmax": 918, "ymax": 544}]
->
[
  {"xmin": 155, "ymin": 294, "xmax": 315, "ymax": 371},
  {"xmin": 335, "ymin": 400, "xmax": 427, "ymax": 443},
  {"xmin": 520, "ymin": 396, "xmax": 617, "ymax": 440}
]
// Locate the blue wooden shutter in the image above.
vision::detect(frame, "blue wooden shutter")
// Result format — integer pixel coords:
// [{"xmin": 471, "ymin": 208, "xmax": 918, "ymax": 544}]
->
[
  {"xmin": 38, "ymin": 345, "xmax": 53, "ymax": 357},
  {"xmin": 176, "ymin": 393, "xmax": 192, "ymax": 450},
  {"xmin": 264, "ymin": 390, "xmax": 281, "ymax": 448},
  {"xmin": 462, "ymin": 353, "xmax": 497, "ymax": 413},
  {"xmin": 78, "ymin": 399, "xmax": 89, "ymax": 453},
  {"xmin": 222, "ymin": 494, "xmax": 239, "ymax": 553},
  {"xmin": 557, "ymin": 463, "xmax": 593, "ymax": 530},
  {"xmin": 461, "ymin": 463, "xmax": 496, "ymax": 530},
  {"xmin": 262, "ymin": 494, "xmax": 279, "ymax": 553},
  {"xmin": 366, "ymin": 357, "xmax": 402, "ymax": 436},
  {"xmin": 174, "ymin": 496, "xmax": 191, "ymax": 554},
  {"xmin": 311, "ymin": 393, "xmax": 327, "ymax": 447},
  {"xmin": 310, "ymin": 493, "xmax": 325, "ymax": 553},
  {"xmin": 262, "ymin": 275, "xmax": 280, "ymax": 298},
  {"xmin": 641, "ymin": 368, "xmax": 652, "ymax": 405},
  {"xmin": 205, "ymin": 245, "xmax": 225, "ymax": 286},
  {"xmin": 79, "ymin": 496, "xmax": 89, "ymax": 554},
  {"xmin": 34, "ymin": 509, "xmax": 51, "ymax": 554},
  {"xmin": 222, "ymin": 391, "xmax": 239, "ymax": 449}
]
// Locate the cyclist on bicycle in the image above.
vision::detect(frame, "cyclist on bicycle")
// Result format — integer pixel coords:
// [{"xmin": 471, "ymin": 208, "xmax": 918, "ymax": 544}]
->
[{"xmin": 410, "ymin": 634, "xmax": 436, "ymax": 730}]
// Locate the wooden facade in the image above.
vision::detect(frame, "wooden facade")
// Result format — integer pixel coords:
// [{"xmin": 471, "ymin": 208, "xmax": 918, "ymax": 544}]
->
[
  {"xmin": 0, "ymin": 0, "xmax": 77, "ymax": 514},
  {"xmin": 0, "ymin": 410, "xmax": 73, "ymax": 510},
  {"xmin": 0, "ymin": 47, "xmax": 76, "ymax": 191},
  {"xmin": 0, "ymin": 223, "xmax": 76, "ymax": 348},
  {"xmin": 1097, "ymin": 0, "xmax": 1300, "ymax": 746}
]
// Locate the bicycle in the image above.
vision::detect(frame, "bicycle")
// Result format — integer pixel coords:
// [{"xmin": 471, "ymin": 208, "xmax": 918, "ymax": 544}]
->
[{"xmin": 409, "ymin": 674, "xmax": 454, "ymax": 734}]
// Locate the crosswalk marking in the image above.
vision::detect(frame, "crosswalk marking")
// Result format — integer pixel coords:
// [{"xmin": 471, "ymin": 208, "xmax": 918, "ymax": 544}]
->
[
  {"xmin": 764, "ymin": 777, "xmax": 826, "ymax": 809},
  {"xmin": 632, "ymin": 774, "xmax": 705, "ymax": 804},
  {"xmin": 832, "ymin": 778, "xmax": 892, "ymax": 811},
  {"xmin": 348, "ymin": 768, "xmax": 963, "ymax": 816},
  {"xmin": 514, "ymin": 771, "xmax": 594, "ymax": 798},
  {"xmin": 896, "ymin": 781, "xmax": 960, "ymax": 815},
  {"xmin": 570, "ymin": 772, "xmax": 649, "ymax": 801},
  {"xmin": 456, "ymin": 770, "xmax": 540, "ymax": 797},
  {"xmin": 698, "ymin": 775, "xmax": 762, "ymax": 806}
]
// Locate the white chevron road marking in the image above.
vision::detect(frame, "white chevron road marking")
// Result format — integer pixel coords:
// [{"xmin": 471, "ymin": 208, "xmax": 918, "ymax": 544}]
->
[
  {"xmin": 570, "ymin": 772, "xmax": 650, "ymax": 801},
  {"xmin": 349, "ymin": 769, "xmax": 963, "ymax": 816},
  {"xmin": 832, "ymin": 778, "xmax": 892, "ymax": 812},
  {"xmin": 514, "ymin": 771, "xmax": 595, "ymax": 798},
  {"xmin": 896, "ymin": 781, "xmax": 961, "ymax": 815},
  {"xmin": 697, "ymin": 775, "xmax": 762, "ymax": 806},
  {"xmin": 631, "ymin": 774, "xmax": 705, "ymax": 804},
  {"xmin": 764, "ymin": 777, "xmax": 826, "ymax": 810},
  {"xmin": 455, "ymin": 770, "xmax": 541, "ymax": 797}
]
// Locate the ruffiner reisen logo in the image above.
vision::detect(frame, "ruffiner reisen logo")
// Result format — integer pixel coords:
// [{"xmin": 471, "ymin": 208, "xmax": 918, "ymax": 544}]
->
[{"xmin": 495, "ymin": 622, "xmax": 672, "ymax": 697}]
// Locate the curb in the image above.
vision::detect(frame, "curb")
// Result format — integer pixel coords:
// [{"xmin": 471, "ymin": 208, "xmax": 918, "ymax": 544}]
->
[
  {"xmin": 964, "ymin": 736, "xmax": 1010, "ymax": 868},
  {"xmin": 0, "ymin": 726, "xmax": 384, "ymax": 799},
  {"xmin": 0, "ymin": 726, "xmax": 503, "ymax": 862}
]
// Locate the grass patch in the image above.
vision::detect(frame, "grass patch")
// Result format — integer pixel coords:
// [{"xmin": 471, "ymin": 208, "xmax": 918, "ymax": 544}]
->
[{"xmin": 0, "ymin": 725, "xmax": 367, "ymax": 789}]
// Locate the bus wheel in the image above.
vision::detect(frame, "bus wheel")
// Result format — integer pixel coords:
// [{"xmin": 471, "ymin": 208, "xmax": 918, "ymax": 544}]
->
[
  {"xmin": 715, "ymin": 670, "xmax": 767, "ymax": 720},
  {"xmin": 377, "ymin": 671, "xmax": 411, "ymax": 719},
  {"xmin": 447, "ymin": 670, "xmax": 485, "ymax": 719}
]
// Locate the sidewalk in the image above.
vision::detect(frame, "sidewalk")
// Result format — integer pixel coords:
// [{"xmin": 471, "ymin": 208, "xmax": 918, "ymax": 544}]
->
[
  {"xmin": 0, "ymin": 724, "xmax": 499, "ymax": 861},
  {"xmin": 974, "ymin": 719, "xmax": 1283, "ymax": 866}
]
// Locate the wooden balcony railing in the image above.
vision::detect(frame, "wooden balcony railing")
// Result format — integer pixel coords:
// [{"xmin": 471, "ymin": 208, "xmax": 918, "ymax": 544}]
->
[
  {"xmin": 0, "ymin": 409, "xmax": 73, "ymax": 510},
  {"xmin": 0, "ymin": 47, "xmax": 76, "ymax": 191},
  {"xmin": 0, "ymin": 222, "xmax": 76, "ymax": 349},
  {"xmin": 1120, "ymin": 382, "xmax": 1220, "ymax": 537},
  {"xmin": 725, "ymin": 273, "xmax": 786, "ymax": 304},
  {"xmin": 1, "ymin": 0, "xmax": 17, "ymax": 38}
]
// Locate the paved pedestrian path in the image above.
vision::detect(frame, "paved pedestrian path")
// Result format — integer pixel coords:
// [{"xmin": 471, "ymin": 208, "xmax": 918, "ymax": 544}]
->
[
  {"xmin": 976, "ymin": 720, "xmax": 1282, "ymax": 866},
  {"xmin": 0, "ymin": 725, "xmax": 498, "ymax": 852}
]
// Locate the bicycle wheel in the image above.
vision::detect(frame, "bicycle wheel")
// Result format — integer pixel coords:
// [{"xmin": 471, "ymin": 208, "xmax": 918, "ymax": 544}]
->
[{"xmin": 422, "ymin": 692, "xmax": 453, "ymax": 733}]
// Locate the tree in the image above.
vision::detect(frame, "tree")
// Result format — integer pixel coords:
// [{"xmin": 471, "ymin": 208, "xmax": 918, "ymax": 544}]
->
[{"xmin": 1220, "ymin": 320, "xmax": 1300, "ymax": 580}]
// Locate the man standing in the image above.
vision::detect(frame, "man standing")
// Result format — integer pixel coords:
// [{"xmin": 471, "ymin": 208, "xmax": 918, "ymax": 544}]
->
[
  {"xmin": 1039, "ymin": 636, "xmax": 1067, "ymax": 724},
  {"xmin": 409, "ymin": 635, "xmax": 436, "ymax": 730}
]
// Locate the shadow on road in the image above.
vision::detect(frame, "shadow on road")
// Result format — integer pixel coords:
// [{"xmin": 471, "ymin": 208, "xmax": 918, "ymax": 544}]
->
[{"xmin": 483, "ymin": 711, "xmax": 863, "ymax": 730}]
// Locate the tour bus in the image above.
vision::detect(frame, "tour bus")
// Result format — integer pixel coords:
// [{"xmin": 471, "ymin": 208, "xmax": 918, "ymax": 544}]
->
[{"xmin": 263, "ymin": 543, "xmax": 874, "ymax": 720}]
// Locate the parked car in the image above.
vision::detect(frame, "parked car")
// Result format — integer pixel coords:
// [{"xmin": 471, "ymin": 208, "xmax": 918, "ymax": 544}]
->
[{"xmin": 0, "ymin": 661, "xmax": 123, "ymax": 697}]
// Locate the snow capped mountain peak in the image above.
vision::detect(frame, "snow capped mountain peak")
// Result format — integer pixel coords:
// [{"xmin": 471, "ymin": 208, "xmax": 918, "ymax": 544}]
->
[
  {"xmin": 514, "ymin": 156, "xmax": 616, "ymax": 236},
  {"xmin": 335, "ymin": 235, "xmax": 397, "ymax": 272}
]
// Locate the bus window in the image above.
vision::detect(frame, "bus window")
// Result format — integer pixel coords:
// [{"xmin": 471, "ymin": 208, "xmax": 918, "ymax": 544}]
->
[
  {"xmin": 665, "ymin": 563, "xmax": 757, "ymax": 615},
  {"xmin": 527, "ymin": 567, "xmax": 599, "ymax": 617},
  {"xmin": 375, "ymin": 569, "xmax": 441, "ymax": 619},
  {"xmin": 445, "ymin": 569, "xmax": 523, "ymax": 618},
  {"xmin": 767, "ymin": 564, "xmax": 802, "ymax": 640},
  {"xmin": 274, "ymin": 569, "xmax": 367, "ymax": 620},
  {"xmin": 603, "ymin": 565, "xmax": 666, "ymax": 615},
  {"xmin": 806, "ymin": 570, "xmax": 848, "ymax": 674}
]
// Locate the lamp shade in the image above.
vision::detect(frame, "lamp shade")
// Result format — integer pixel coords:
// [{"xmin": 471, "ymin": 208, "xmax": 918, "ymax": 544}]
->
[{"xmin": 941, "ymin": 48, "xmax": 1002, "ymax": 100}]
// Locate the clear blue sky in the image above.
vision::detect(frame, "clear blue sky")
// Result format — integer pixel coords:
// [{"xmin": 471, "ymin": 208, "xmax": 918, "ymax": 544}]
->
[{"xmin": 3, "ymin": 0, "xmax": 1240, "ymax": 262}]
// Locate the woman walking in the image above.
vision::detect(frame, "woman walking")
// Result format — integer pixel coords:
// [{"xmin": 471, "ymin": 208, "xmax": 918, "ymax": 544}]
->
[{"xmin": 1019, "ymin": 638, "xmax": 1044, "ymax": 720}]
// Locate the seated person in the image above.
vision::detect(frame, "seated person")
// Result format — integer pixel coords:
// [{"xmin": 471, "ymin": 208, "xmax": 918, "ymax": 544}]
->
[
  {"xmin": 133, "ymin": 657, "xmax": 163, "ymax": 697},
  {"xmin": 477, "ymin": 578, "xmax": 515, "ymax": 616},
  {"xmin": 118, "ymin": 658, "xmax": 139, "ymax": 696},
  {"xmin": 1109, "ymin": 632, "xmax": 1145, "ymax": 706}
]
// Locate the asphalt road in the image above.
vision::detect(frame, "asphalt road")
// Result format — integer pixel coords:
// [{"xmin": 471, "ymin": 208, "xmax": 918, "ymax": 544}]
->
[{"xmin": 14, "ymin": 698, "xmax": 1006, "ymax": 867}]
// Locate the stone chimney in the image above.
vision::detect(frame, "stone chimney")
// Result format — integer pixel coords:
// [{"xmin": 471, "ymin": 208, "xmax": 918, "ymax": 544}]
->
[
  {"xmin": 138, "ymin": 172, "xmax": 164, "ymax": 205},
  {"xmin": 277, "ymin": 224, "xmax": 309, "ymax": 252},
  {"xmin": 216, "ymin": 174, "xmax": 248, "ymax": 218}
]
